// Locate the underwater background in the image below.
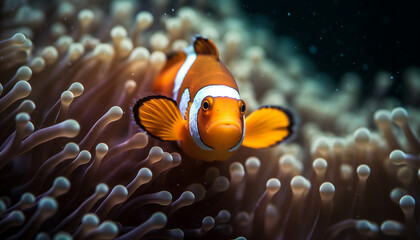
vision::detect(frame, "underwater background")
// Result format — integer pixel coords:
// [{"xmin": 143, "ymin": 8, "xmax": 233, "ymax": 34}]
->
[
  {"xmin": 1, "ymin": 0, "xmax": 419, "ymax": 239},
  {"xmin": 243, "ymin": 0, "xmax": 420, "ymax": 89}
]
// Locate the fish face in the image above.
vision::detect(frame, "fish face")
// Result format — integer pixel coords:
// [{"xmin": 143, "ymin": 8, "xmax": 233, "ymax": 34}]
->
[{"xmin": 197, "ymin": 97, "xmax": 245, "ymax": 151}]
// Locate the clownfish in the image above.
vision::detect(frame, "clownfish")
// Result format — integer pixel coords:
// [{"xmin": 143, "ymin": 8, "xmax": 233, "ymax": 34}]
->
[{"xmin": 133, "ymin": 36, "xmax": 294, "ymax": 162}]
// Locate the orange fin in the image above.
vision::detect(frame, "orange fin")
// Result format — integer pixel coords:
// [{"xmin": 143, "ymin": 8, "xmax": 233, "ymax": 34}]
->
[
  {"xmin": 192, "ymin": 35, "xmax": 219, "ymax": 59},
  {"xmin": 161, "ymin": 51, "xmax": 187, "ymax": 72},
  {"xmin": 133, "ymin": 96, "xmax": 185, "ymax": 141},
  {"xmin": 242, "ymin": 106, "xmax": 294, "ymax": 149}
]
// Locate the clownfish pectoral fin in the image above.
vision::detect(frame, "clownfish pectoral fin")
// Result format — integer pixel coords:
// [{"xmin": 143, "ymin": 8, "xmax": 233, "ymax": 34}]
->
[
  {"xmin": 192, "ymin": 35, "xmax": 219, "ymax": 59},
  {"xmin": 242, "ymin": 106, "xmax": 294, "ymax": 149},
  {"xmin": 133, "ymin": 96, "xmax": 186, "ymax": 141}
]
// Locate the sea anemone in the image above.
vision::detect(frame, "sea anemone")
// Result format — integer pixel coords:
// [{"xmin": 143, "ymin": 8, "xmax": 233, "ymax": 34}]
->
[{"xmin": 1, "ymin": 0, "xmax": 420, "ymax": 239}]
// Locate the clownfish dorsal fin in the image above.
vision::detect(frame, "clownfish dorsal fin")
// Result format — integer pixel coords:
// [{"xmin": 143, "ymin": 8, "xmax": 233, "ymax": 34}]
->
[
  {"xmin": 133, "ymin": 96, "xmax": 186, "ymax": 141},
  {"xmin": 192, "ymin": 35, "xmax": 219, "ymax": 59},
  {"xmin": 242, "ymin": 106, "xmax": 295, "ymax": 149}
]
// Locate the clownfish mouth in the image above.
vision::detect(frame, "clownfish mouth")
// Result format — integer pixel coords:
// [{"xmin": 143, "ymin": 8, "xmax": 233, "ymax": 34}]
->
[
  {"xmin": 205, "ymin": 119, "xmax": 243, "ymax": 150},
  {"xmin": 206, "ymin": 119, "xmax": 242, "ymax": 135},
  {"xmin": 209, "ymin": 124, "xmax": 241, "ymax": 141}
]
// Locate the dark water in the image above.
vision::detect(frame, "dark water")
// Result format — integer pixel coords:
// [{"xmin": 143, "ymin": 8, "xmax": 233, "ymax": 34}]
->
[{"xmin": 240, "ymin": 0, "xmax": 420, "ymax": 89}]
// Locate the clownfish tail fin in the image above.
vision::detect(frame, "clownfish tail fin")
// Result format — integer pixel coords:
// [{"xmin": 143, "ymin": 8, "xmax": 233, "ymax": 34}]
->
[
  {"xmin": 192, "ymin": 35, "xmax": 219, "ymax": 59},
  {"xmin": 162, "ymin": 51, "xmax": 187, "ymax": 72}
]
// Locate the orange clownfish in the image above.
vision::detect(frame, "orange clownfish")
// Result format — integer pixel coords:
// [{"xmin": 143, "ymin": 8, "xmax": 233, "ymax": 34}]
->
[{"xmin": 133, "ymin": 36, "xmax": 294, "ymax": 162}]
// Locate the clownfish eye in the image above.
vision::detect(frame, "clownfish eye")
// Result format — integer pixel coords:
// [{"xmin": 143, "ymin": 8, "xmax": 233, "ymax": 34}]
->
[
  {"xmin": 201, "ymin": 97, "xmax": 213, "ymax": 111},
  {"xmin": 202, "ymin": 99, "xmax": 210, "ymax": 110},
  {"xmin": 239, "ymin": 100, "xmax": 246, "ymax": 114}
]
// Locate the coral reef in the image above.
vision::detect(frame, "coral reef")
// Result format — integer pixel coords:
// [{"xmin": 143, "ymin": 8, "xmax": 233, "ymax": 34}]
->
[{"xmin": 1, "ymin": 0, "xmax": 420, "ymax": 239}]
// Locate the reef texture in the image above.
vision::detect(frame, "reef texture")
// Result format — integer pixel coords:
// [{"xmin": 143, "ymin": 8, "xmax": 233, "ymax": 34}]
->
[{"xmin": 1, "ymin": 0, "xmax": 420, "ymax": 239}]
